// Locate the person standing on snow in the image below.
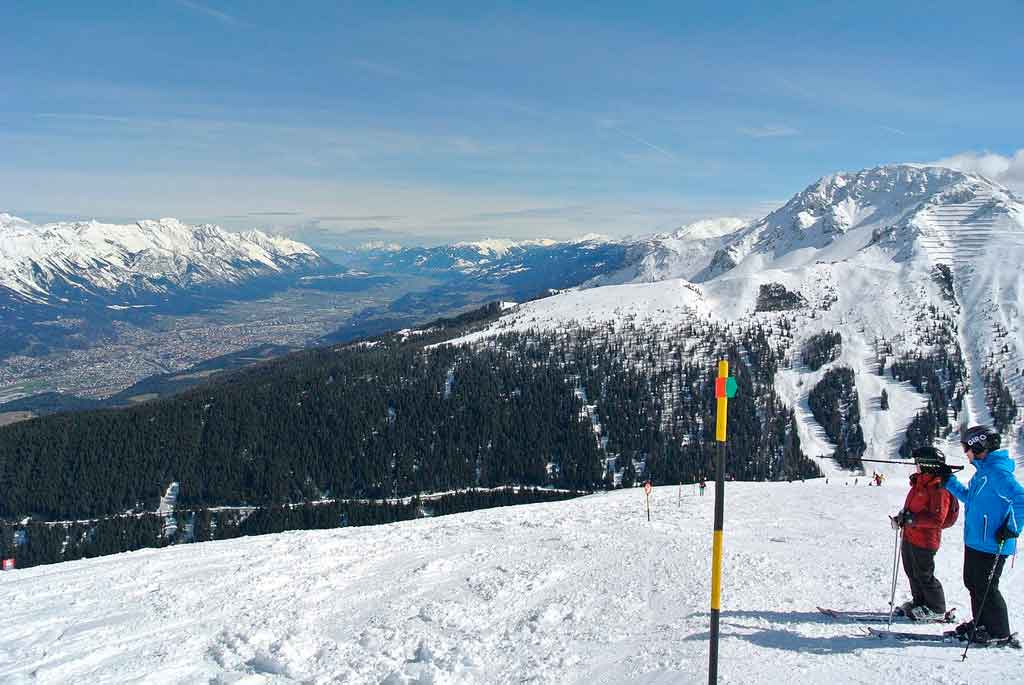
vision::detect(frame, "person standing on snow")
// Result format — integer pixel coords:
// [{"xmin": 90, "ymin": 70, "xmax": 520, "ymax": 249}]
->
[
  {"xmin": 890, "ymin": 446, "xmax": 954, "ymax": 620},
  {"xmin": 940, "ymin": 425, "xmax": 1024, "ymax": 646}
]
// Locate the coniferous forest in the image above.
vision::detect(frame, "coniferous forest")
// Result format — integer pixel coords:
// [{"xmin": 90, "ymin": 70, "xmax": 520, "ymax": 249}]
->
[
  {"xmin": 0, "ymin": 488, "xmax": 578, "ymax": 569},
  {"xmin": 801, "ymin": 331, "xmax": 842, "ymax": 372},
  {"xmin": 808, "ymin": 367, "xmax": 866, "ymax": 468},
  {"xmin": 0, "ymin": 306, "xmax": 822, "ymax": 568}
]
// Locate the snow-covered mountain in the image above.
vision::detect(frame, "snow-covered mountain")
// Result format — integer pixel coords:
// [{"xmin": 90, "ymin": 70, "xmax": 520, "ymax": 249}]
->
[
  {"xmin": 0, "ymin": 214, "xmax": 326, "ymax": 308},
  {"xmin": 695, "ymin": 164, "xmax": 1019, "ymax": 281},
  {"xmin": 4, "ymin": 481, "xmax": 1022, "ymax": 684},
  {"xmin": 451, "ymin": 164, "xmax": 1024, "ymax": 464}
]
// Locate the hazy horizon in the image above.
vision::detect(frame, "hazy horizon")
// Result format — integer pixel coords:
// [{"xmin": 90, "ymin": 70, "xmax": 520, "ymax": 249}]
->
[{"xmin": 3, "ymin": 1, "xmax": 1022, "ymax": 244}]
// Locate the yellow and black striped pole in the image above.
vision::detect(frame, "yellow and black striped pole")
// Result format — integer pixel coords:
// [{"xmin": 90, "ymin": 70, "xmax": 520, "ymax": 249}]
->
[{"xmin": 708, "ymin": 359, "xmax": 736, "ymax": 684}]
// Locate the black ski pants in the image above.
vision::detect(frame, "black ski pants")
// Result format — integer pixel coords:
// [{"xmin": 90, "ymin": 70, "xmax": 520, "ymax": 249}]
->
[
  {"xmin": 901, "ymin": 539, "xmax": 945, "ymax": 613},
  {"xmin": 964, "ymin": 546, "xmax": 1010, "ymax": 638}
]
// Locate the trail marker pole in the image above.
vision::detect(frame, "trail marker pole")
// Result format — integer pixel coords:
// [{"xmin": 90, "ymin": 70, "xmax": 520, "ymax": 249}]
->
[
  {"xmin": 644, "ymin": 480, "xmax": 652, "ymax": 521},
  {"xmin": 708, "ymin": 360, "xmax": 736, "ymax": 685}
]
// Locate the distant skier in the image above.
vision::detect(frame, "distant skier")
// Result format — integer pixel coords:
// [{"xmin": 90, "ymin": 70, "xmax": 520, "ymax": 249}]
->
[
  {"xmin": 889, "ymin": 446, "xmax": 953, "ymax": 620},
  {"xmin": 940, "ymin": 425, "xmax": 1024, "ymax": 646},
  {"xmin": 699, "ymin": 479, "xmax": 707, "ymax": 496}
]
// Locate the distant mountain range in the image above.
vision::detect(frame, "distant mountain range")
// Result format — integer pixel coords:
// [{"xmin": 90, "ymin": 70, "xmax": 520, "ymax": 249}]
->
[
  {"xmin": 0, "ymin": 215, "xmax": 327, "ymax": 309},
  {"xmin": 337, "ymin": 235, "xmax": 630, "ymax": 296},
  {"xmin": 0, "ymin": 215, "xmax": 329, "ymax": 356}
]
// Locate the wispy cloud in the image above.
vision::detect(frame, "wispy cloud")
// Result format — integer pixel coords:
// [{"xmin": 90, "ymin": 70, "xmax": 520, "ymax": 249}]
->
[
  {"xmin": 880, "ymin": 125, "xmax": 907, "ymax": 136},
  {"xmin": 349, "ymin": 59, "xmax": 408, "ymax": 79},
  {"xmin": 597, "ymin": 119, "xmax": 679, "ymax": 161},
  {"xmin": 738, "ymin": 124, "xmax": 799, "ymax": 138},
  {"xmin": 930, "ymin": 149, "xmax": 1024, "ymax": 190},
  {"xmin": 456, "ymin": 205, "xmax": 588, "ymax": 222},
  {"xmin": 315, "ymin": 215, "xmax": 402, "ymax": 221},
  {"xmin": 177, "ymin": 0, "xmax": 240, "ymax": 27},
  {"xmin": 36, "ymin": 112, "xmax": 138, "ymax": 124}
]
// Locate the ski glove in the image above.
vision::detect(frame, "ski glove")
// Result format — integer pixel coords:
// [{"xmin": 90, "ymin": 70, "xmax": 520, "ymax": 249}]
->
[
  {"xmin": 996, "ymin": 521, "xmax": 1020, "ymax": 543},
  {"xmin": 933, "ymin": 464, "xmax": 954, "ymax": 483},
  {"xmin": 891, "ymin": 510, "xmax": 914, "ymax": 529}
]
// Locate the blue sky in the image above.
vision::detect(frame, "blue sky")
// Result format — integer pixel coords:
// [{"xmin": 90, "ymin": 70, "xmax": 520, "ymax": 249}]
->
[{"xmin": 2, "ymin": 1, "xmax": 1022, "ymax": 245}]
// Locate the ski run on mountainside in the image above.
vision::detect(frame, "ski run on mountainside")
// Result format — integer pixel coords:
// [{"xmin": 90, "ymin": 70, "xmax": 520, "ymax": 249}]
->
[{"xmin": 3, "ymin": 481, "xmax": 1023, "ymax": 684}]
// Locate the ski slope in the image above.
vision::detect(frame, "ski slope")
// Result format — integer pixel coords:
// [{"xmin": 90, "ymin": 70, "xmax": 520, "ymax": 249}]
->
[{"xmin": 2, "ymin": 479, "xmax": 1022, "ymax": 684}]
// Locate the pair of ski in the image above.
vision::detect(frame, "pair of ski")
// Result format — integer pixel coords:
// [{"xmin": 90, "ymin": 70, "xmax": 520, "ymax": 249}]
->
[
  {"xmin": 817, "ymin": 606, "xmax": 955, "ymax": 625},
  {"xmin": 864, "ymin": 627, "xmax": 1020, "ymax": 648},
  {"xmin": 819, "ymin": 606, "xmax": 954, "ymax": 644},
  {"xmin": 819, "ymin": 607, "xmax": 1020, "ymax": 648}
]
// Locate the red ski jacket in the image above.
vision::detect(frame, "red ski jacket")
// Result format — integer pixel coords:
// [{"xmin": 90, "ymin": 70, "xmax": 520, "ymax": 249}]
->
[{"xmin": 902, "ymin": 473, "xmax": 952, "ymax": 551}]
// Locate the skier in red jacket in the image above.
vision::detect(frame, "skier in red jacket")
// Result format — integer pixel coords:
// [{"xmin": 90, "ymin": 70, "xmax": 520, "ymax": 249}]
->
[{"xmin": 890, "ymin": 446, "xmax": 954, "ymax": 620}]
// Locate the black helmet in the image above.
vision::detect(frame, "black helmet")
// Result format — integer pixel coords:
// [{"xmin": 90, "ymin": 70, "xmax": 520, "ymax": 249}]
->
[
  {"xmin": 912, "ymin": 446, "xmax": 946, "ymax": 473},
  {"xmin": 961, "ymin": 425, "xmax": 1001, "ymax": 454}
]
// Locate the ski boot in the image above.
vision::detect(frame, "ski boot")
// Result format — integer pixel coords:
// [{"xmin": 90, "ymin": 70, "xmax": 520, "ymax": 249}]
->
[
  {"xmin": 970, "ymin": 627, "xmax": 1022, "ymax": 649},
  {"xmin": 943, "ymin": 620, "xmax": 974, "ymax": 641}
]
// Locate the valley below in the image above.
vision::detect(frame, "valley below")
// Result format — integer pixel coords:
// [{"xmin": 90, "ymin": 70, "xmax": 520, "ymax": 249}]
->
[{"xmin": 0, "ymin": 273, "xmax": 450, "ymax": 406}]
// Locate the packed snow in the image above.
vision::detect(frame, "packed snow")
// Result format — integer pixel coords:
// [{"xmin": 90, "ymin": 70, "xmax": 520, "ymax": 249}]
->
[{"xmin": 2, "ymin": 478, "xmax": 1022, "ymax": 684}]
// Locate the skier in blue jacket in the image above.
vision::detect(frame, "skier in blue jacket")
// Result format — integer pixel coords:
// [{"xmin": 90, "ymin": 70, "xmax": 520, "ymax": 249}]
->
[{"xmin": 941, "ymin": 425, "xmax": 1024, "ymax": 645}]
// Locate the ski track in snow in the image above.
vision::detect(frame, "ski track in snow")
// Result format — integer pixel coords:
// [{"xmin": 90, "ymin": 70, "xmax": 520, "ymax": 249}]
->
[{"xmin": 2, "ymin": 481, "xmax": 1021, "ymax": 684}]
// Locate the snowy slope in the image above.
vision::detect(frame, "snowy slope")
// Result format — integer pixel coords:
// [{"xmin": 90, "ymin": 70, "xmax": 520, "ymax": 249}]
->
[
  {"xmin": 0, "ymin": 214, "xmax": 325, "ymax": 306},
  {"xmin": 584, "ymin": 218, "xmax": 748, "ymax": 287},
  {"xmin": 696, "ymin": 165, "xmax": 982, "ymax": 281},
  {"xmin": 450, "ymin": 165, "xmax": 1024, "ymax": 467},
  {"xmin": 2, "ymin": 480, "xmax": 1020, "ymax": 684}
]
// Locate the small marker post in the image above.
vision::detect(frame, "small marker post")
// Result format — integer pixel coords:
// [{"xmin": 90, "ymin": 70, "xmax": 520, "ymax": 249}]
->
[
  {"xmin": 643, "ymin": 480, "xmax": 652, "ymax": 521},
  {"xmin": 708, "ymin": 360, "xmax": 736, "ymax": 685}
]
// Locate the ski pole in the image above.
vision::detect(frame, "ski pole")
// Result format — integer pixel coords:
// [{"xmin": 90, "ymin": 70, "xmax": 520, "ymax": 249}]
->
[
  {"xmin": 886, "ymin": 526, "xmax": 902, "ymax": 629},
  {"xmin": 839, "ymin": 457, "xmax": 965, "ymax": 471},
  {"xmin": 962, "ymin": 537, "xmax": 1007, "ymax": 661}
]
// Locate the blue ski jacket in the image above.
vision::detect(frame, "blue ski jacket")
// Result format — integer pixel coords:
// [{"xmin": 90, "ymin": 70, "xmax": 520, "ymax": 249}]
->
[{"xmin": 945, "ymin": 449, "xmax": 1024, "ymax": 555}]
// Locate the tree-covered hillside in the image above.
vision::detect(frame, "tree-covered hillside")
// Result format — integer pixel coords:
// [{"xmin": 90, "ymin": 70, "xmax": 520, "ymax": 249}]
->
[{"xmin": 0, "ymin": 307, "xmax": 820, "ymax": 522}]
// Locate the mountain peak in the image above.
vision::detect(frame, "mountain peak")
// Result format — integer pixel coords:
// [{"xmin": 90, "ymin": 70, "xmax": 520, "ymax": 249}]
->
[
  {"xmin": 668, "ymin": 218, "xmax": 748, "ymax": 241},
  {"xmin": 696, "ymin": 164, "xmax": 1019, "ymax": 280}
]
